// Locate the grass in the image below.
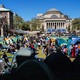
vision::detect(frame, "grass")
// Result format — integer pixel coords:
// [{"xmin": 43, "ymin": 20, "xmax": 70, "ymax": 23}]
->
[
  {"xmin": 0, "ymin": 51, "xmax": 13, "ymax": 62},
  {"xmin": 37, "ymin": 49, "xmax": 46, "ymax": 59},
  {"xmin": 37, "ymin": 48, "xmax": 75, "ymax": 62},
  {"xmin": 0, "ymin": 48, "xmax": 75, "ymax": 62}
]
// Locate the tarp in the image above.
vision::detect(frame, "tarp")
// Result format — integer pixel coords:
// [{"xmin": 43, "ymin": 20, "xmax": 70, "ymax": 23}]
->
[
  {"xmin": 16, "ymin": 29, "xmax": 27, "ymax": 34},
  {"xmin": 71, "ymin": 37, "xmax": 80, "ymax": 44},
  {"xmin": 60, "ymin": 37, "xmax": 68, "ymax": 42},
  {"xmin": 57, "ymin": 38, "xmax": 67, "ymax": 46}
]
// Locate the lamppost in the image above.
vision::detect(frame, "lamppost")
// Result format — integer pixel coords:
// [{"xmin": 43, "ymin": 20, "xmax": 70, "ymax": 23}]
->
[{"xmin": 0, "ymin": 16, "xmax": 4, "ymax": 37}]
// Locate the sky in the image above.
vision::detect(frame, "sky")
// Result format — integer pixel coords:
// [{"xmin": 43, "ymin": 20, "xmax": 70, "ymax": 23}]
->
[{"xmin": 0, "ymin": 0, "xmax": 80, "ymax": 21}]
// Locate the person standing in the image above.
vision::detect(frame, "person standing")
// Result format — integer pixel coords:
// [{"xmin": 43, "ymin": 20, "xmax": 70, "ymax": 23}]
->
[
  {"xmin": 2, "ymin": 52, "xmax": 9, "ymax": 64},
  {"xmin": 71, "ymin": 45, "xmax": 76, "ymax": 58}
]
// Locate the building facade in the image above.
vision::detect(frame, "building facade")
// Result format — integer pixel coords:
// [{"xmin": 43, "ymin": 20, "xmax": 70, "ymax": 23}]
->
[
  {"xmin": 37, "ymin": 8, "xmax": 72, "ymax": 31},
  {"xmin": 0, "ymin": 4, "xmax": 13, "ymax": 36}
]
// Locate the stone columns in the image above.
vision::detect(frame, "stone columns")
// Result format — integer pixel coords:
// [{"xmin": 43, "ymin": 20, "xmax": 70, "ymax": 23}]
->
[
  {"xmin": 44, "ymin": 22, "xmax": 46, "ymax": 31},
  {"xmin": 1, "ymin": 26, "xmax": 4, "ymax": 37}
]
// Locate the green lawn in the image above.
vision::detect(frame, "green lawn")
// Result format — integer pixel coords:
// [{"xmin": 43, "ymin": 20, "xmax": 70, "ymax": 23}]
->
[
  {"xmin": 0, "ymin": 51, "xmax": 13, "ymax": 62},
  {"xmin": 0, "ymin": 49, "xmax": 75, "ymax": 62},
  {"xmin": 37, "ymin": 48, "xmax": 75, "ymax": 62},
  {"xmin": 37, "ymin": 49, "xmax": 46, "ymax": 59}
]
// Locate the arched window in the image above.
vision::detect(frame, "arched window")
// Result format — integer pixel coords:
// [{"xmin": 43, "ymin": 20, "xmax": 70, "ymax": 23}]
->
[{"xmin": 50, "ymin": 15, "xmax": 59, "ymax": 19}]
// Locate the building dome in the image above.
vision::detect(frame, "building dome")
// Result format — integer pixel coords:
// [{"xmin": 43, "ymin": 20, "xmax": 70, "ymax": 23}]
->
[
  {"xmin": 44, "ymin": 8, "xmax": 63, "ymax": 15},
  {"xmin": 48, "ymin": 8, "xmax": 58, "ymax": 11}
]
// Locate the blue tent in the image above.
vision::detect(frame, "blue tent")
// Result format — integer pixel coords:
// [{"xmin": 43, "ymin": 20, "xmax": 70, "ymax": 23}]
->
[
  {"xmin": 57, "ymin": 38, "xmax": 67, "ymax": 46},
  {"xmin": 71, "ymin": 37, "xmax": 80, "ymax": 44},
  {"xmin": 52, "ymin": 28, "xmax": 55, "ymax": 32},
  {"xmin": 47, "ymin": 28, "xmax": 52, "ymax": 33}
]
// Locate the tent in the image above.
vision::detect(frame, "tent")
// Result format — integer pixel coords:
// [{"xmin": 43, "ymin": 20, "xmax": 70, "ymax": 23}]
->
[
  {"xmin": 16, "ymin": 47, "xmax": 33, "ymax": 56},
  {"xmin": 4, "ymin": 38, "xmax": 13, "ymax": 44},
  {"xmin": 60, "ymin": 37, "xmax": 68, "ymax": 42},
  {"xmin": 47, "ymin": 28, "xmax": 52, "ymax": 33},
  {"xmin": 11, "ymin": 37, "xmax": 17, "ymax": 43},
  {"xmin": 56, "ymin": 38, "xmax": 67, "ymax": 46},
  {"xmin": 71, "ymin": 37, "xmax": 80, "ymax": 45},
  {"xmin": 50, "ymin": 35, "xmax": 58, "ymax": 40},
  {"xmin": 0, "ymin": 37, "xmax": 4, "ymax": 44},
  {"xmin": 46, "ymin": 37, "xmax": 49, "ymax": 41},
  {"xmin": 11, "ymin": 47, "xmax": 34, "ymax": 67},
  {"xmin": 16, "ymin": 29, "xmax": 27, "ymax": 34}
]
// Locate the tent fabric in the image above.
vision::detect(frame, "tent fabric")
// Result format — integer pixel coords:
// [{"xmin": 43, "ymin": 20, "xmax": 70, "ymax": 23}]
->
[
  {"xmin": 16, "ymin": 47, "xmax": 33, "ymax": 56},
  {"xmin": 71, "ymin": 37, "xmax": 80, "ymax": 45},
  {"xmin": 16, "ymin": 29, "xmax": 27, "ymax": 34},
  {"xmin": 0, "ymin": 37, "xmax": 4, "ymax": 43},
  {"xmin": 61, "ymin": 43, "xmax": 67, "ymax": 46},
  {"xmin": 4, "ymin": 38, "xmax": 13, "ymax": 44},
  {"xmin": 11, "ymin": 60, "xmax": 55, "ymax": 80},
  {"xmin": 47, "ymin": 28, "xmax": 52, "ymax": 32},
  {"xmin": 11, "ymin": 37, "xmax": 17, "ymax": 43},
  {"xmin": 11, "ymin": 47, "xmax": 34, "ymax": 66},
  {"xmin": 57, "ymin": 38, "xmax": 67, "ymax": 46},
  {"xmin": 60, "ymin": 37, "xmax": 68, "ymax": 42}
]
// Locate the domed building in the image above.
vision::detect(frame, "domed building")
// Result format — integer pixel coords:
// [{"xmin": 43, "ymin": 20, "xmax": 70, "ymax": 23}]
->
[{"xmin": 37, "ymin": 8, "xmax": 72, "ymax": 31}]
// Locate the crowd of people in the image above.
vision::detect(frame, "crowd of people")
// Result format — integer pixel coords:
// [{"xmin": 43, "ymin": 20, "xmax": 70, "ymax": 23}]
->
[
  {"xmin": 0, "ymin": 33, "xmax": 80, "ymax": 80},
  {"xmin": 0, "ymin": 33, "xmax": 80, "ymax": 63}
]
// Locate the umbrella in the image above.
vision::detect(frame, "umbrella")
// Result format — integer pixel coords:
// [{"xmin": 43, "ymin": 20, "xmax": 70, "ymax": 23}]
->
[
  {"xmin": 16, "ymin": 47, "xmax": 33, "ymax": 56},
  {"xmin": 11, "ymin": 47, "xmax": 34, "ymax": 67}
]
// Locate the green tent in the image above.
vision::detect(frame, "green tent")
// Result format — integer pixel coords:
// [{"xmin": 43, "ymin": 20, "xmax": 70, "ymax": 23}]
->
[
  {"xmin": 0, "ymin": 37, "xmax": 4, "ymax": 44},
  {"xmin": 11, "ymin": 37, "xmax": 17, "ymax": 43}
]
